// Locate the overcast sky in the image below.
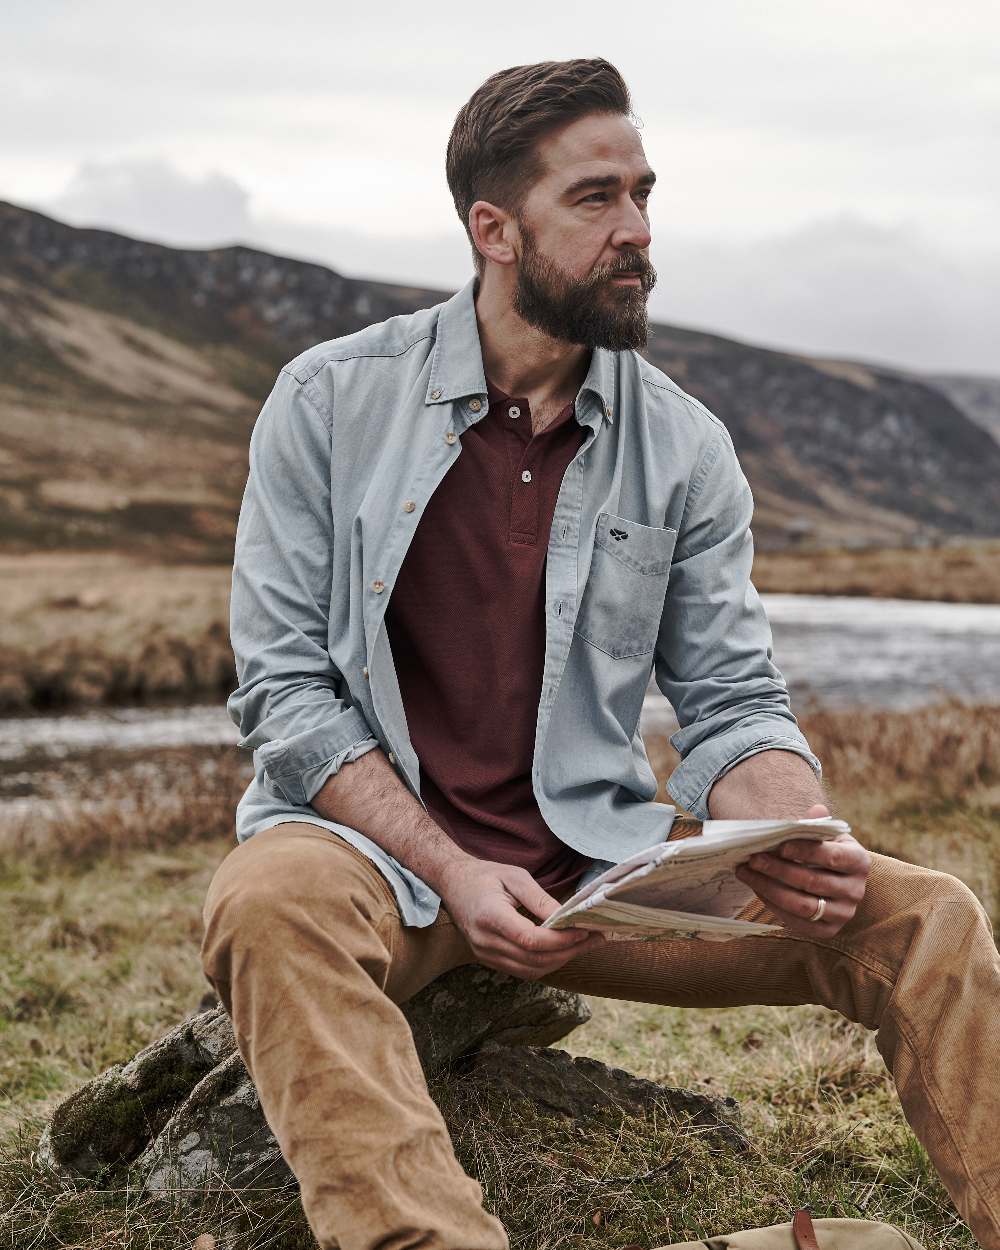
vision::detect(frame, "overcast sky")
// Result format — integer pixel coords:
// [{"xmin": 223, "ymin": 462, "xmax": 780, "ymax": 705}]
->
[{"xmin": 3, "ymin": 1, "xmax": 998, "ymax": 374}]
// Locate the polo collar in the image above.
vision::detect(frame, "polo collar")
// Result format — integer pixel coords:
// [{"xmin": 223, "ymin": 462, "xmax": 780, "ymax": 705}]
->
[{"xmin": 425, "ymin": 275, "xmax": 616, "ymax": 425}]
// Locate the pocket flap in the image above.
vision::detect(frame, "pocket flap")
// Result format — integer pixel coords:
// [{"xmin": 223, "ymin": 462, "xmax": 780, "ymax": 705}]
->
[{"xmin": 594, "ymin": 511, "xmax": 677, "ymax": 576}]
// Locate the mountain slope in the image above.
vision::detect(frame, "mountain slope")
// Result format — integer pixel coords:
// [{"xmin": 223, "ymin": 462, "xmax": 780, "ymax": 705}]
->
[{"xmin": 2, "ymin": 198, "xmax": 998, "ymax": 560}]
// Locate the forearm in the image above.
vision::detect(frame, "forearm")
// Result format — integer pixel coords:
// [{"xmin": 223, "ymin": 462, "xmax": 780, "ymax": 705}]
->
[
  {"xmin": 706, "ymin": 748, "xmax": 828, "ymax": 820},
  {"xmin": 309, "ymin": 745, "xmax": 475, "ymax": 894}
]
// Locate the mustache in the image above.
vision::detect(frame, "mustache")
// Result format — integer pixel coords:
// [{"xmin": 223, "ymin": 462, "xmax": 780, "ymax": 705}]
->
[{"xmin": 592, "ymin": 255, "xmax": 657, "ymax": 290}]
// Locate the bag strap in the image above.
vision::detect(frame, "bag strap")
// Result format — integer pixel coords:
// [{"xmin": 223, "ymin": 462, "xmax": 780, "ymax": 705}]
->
[{"xmin": 792, "ymin": 1209, "xmax": 821, "ymax": 1250}]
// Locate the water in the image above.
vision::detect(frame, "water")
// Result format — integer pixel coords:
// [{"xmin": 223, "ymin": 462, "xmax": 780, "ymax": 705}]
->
[{"xmin": 2, "ymin": 595, "xmax": 999, "ymax": 767}]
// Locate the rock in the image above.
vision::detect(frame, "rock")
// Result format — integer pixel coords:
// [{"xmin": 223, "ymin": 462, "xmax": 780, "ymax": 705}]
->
[
  {"xmin": 37, "ymin": 1007, "xmax": 235, "ymax": 1177},
  {"xmin": 403, "ymin": 964, "xmax": 591, "ymax": 1076},
  {"xmin": 462, "ymin": 1045, "xmax": 748, "ymax": 1151},
  {"xmin": 138, "ymin": 1051, "xmax": 293, "ymax": 1195},
  {"xmin": 37, "ymin": 966, "xmax": 746, "ymax": 1204},
  {"xmin": 38, "ymin": 967, "xmax": 589, "ymax": 1179}
]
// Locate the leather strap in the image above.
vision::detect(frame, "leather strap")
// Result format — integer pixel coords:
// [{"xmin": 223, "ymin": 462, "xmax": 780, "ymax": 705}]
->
[{"xmin": 792, "ymin": 1208, "xmax": 821, "ymax": 1250}]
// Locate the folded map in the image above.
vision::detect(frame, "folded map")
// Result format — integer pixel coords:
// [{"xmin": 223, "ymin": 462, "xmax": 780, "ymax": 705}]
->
[{"xmin": 541, "ymin": 817, "xmax": 851, "ymax": 942}]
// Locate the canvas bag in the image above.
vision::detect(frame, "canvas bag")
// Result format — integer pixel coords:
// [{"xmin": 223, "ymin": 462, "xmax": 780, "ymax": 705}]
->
[{"xmin": 660, "ymin": 1207, "xmax": 925, "ymax": 1249}]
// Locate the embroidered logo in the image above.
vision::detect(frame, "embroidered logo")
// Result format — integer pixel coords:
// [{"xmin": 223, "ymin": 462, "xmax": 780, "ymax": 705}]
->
[{"xmin": 609, "ymin": 527, "xmax": 629, "ymax": 541}]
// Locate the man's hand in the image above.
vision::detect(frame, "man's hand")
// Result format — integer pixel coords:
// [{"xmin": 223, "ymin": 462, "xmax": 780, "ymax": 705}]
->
[
  {"xmin": 733, "ymin": 804, "xmax": 871, "ymax": 938},
  {"xmin": 438, "ymin": 856, "xmax": 605, "ymax": 980}
]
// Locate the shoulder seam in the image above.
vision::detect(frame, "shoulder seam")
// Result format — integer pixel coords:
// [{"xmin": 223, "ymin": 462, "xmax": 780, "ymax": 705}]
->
[
  {"xmin": 642, "ymin": 374, "xmax": 728, "ymax": 433},
  {"xmin": 288, "ymin": 332, "xmax": 435, "ymax": 387},
  {"xmin": 279, "ymin": 367, "xmax": 334, "ymax": 435}
]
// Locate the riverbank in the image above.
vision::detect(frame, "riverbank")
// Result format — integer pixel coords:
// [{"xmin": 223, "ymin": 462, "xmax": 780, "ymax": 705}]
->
[
  {"xmin": 3, "ymin": 542, "xmax": 1000, "ymax": 714},
  {"xmin": 0, "ymin": 702, "xmax": 995, "ymax": 1247},
  {"xmin": 752, "ymin": 538, "xmax": 1000, "ymax": 603}
]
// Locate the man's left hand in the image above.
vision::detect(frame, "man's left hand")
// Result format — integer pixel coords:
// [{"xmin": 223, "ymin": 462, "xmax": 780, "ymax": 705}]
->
[{"xmin": 733, "ymin": 804, "xmax": 871, "ymax": 938}]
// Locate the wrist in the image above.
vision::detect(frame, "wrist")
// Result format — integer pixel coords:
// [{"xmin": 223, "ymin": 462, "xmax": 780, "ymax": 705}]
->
[{"xmin": 420, "ymin": 831, "xmax": 477, "ymax": 899}]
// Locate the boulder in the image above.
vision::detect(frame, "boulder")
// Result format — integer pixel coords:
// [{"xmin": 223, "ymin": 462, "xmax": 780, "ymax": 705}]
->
[
  {"xmin": 37, "ymin": 964, "xmax": 746, "ymax": 1205},
  {"xmin": 38, "ymin": 966, "xmax": 590, "ymax": 1180},
  {"xmin": 462, "ymin": 1045, "xmax": 747, "ymax": 1151}
]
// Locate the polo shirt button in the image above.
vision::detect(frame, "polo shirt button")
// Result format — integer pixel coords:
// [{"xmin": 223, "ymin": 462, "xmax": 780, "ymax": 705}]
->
[
  {"xmin": 445, "ymin": 431, "xmax": 457, "ymax": 444},
  {"xmin": 402, "ymin": 500, "xmax": 416, "ymax": 512},
  {"xmin": 509, "ymin": 404, "xmax": 521, "ymax": 418},
  {"xmin": 371, "ymin": 579, "xmax": 385, "ymax": 593},
  {"xmin": 469, "ymin": 398, "xmax": 482, "ymax": 412},
  {"xmin": 521, "ymin": 469, "xmax": 532, "ymax": 483},
  {"xmin": 362, "ymin": 665, "xmax": 369, "ymax": 678},
  {"xmin": 431, "ymin": 388, "xmax": 442, "ymax": 400}
]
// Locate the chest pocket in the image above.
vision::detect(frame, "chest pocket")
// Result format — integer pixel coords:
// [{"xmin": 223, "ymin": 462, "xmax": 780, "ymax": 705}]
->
[{"xmin": 573, "ymin": 511, "xmax": 678, "ymax": 659}]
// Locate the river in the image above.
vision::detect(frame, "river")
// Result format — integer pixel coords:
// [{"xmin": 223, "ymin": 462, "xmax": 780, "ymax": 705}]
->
[{"xmin": 2, "ymin": 594, "xmax": 999, "ymax": 774}]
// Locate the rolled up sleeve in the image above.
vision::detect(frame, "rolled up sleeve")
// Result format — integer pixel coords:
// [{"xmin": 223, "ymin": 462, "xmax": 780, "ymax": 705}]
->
[
  {"xmin": 654, "ymin": 427, "xmax": 821, "ymax": 819},
  {"xmin": 227, "ymin": 367, "xmax": 378, "ymax": 807}
]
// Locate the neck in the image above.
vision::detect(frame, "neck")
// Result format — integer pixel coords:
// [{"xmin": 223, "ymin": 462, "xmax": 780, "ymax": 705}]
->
[{"xmin": 473, "ymin": 266, "xmax": 591, "ymax": 407}]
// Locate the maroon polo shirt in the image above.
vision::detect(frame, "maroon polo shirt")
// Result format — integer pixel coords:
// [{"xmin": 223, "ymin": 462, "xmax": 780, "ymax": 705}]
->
[{"xmin": 383, "ymin": 376, "xmax": 594, "ymax": 901}]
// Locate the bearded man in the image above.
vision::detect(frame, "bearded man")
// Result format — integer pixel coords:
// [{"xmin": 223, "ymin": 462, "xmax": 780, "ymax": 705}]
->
[{"xmin": 200, "ymin": 58, "xmax": 1000, "ymax": 1250}]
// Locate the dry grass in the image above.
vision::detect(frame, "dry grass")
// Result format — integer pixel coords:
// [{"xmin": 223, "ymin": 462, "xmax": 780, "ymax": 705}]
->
[
  {"xmin": 0, "ymin": 553, "xmax": 234, "ymax": 712},
  {"xmin": 0, "ymin": 703, "xmax": 995, "ymax": 1247},
  {"xmin": 753, "ymin": 539, "xmax": 1000, "ymax": 603}
]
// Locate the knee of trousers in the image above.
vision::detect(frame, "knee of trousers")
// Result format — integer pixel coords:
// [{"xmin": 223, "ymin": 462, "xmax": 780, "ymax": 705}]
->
[
  {"xmin": 855, "ymin": 852, "xmax": 995, "ymax": 986},
  {"xmin": 200, "ymin": 828, "xmax": 396, "ymax": 991}
]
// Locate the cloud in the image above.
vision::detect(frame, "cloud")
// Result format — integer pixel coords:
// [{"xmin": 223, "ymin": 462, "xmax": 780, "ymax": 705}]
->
[
  {"xmin": 37, "ymin": 157, "xmax": 1000, "ymax": 377},
  {"xmin": 650, "ymin": 215, "xmax": 1000, "ymax": 376},
  {"xmin": 49, "ymin": 157, "xmax": 252, "ymax": 246}
]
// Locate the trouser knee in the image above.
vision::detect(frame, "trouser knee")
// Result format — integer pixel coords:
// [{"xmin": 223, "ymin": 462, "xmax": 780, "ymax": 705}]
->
[{"xmin": 200, "ymin": 826, "xmax": 397, "ymax": 1000}]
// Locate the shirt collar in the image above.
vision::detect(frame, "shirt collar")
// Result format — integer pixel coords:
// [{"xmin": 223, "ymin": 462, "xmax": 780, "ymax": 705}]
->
[{"xmin": 425, "ymin": 274, "xmax": 616, "ymax": 426}]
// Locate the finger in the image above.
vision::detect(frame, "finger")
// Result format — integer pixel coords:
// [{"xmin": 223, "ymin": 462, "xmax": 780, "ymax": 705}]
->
[
  {"xmin": 775, "ymin": 834, "xmax": 869, "ymax": 872},
  {"xmin": 500, "ymin": 868, "xmax": 564, "ymax": 923},
  {"xmin": 478, "ymin": 932, "xmax": 606, "ymax": 980},
  {"xmin": 744, "ymin": 853, "xmax": 867, "ymax": 902},
  {"xmin": 484, "ymin": 903, "xmax": 597, "ymax": 954},
  {"xmin": 803, "ymin": 804, "xmax": 831, "ymax": 819},
  {"xmin": 734, "ymin": 864, "xmax": 854, "ymax": 927}
]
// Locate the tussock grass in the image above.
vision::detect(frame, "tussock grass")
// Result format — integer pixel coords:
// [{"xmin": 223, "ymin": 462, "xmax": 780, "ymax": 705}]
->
[
  {"xmin": 0, "ymin": 705, "xmax": 995, "ymax": 1246},
  {"xmin": 752, "ymin": 539, "xmax": 1000, "ymax": 604}
]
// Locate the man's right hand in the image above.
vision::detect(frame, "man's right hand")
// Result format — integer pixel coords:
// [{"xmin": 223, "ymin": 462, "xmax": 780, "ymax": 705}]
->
[{"xmin": 437, "ymin": 856, "xmax": 605, "ymax": 981}]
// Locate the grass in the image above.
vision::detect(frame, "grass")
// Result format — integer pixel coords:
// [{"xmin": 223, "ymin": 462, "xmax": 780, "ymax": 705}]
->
[
  {"xmin": 2, "ymin": 544, "xmax": 999, "ymax": 713},
  {"xmin": 0, "ymin": 703, "xmax": 996, "ymax": 1247},
  {"xmin": 752, "ymin": 538, "xmax": 1000, "ymax": 604}
]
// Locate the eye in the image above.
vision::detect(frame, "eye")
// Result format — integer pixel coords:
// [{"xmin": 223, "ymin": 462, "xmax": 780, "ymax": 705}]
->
[{"xmin": 581, "ymin": 188, "xmax": 653, "ymax": 204}]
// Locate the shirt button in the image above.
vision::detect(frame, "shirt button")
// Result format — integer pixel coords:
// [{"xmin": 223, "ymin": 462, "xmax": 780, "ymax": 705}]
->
[
  {"xmin": 371, "ymin": 579, "xmax": 385, "ymax": 593},
  {"xmin": 430, "ymin": 388, "xmax": 442, "ymax": 400},
  {"xmin": 469, "ymin": 398, "xmax": 482, "ymax": 412},
  {"xmin": 521, "ymin": 469, "xmax": 532, "ymax": 483},
  {"xmin": 445, "ymin": 431, "xmax": 457, "ymax": 444},
  {"xmin": 362, "ymin": 665, "xmax": 369, "ymax": 678},
  {"xmin": 605, "ymin": 404, "xmax": 613, "ymax": 419},
  {"xmin": 509, "ymin": 404, "xmax": 521, "ymax": 418},
  {"xmin": 402, "ymin": 500, "xmax": 416, "ymax": 512},
  {"xmin": 387, "ymin": 751, "xmax": 396, "ymax": 765}
]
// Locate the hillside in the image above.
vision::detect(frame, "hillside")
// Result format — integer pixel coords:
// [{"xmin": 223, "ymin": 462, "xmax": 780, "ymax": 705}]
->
[{"xmin": 2, "ymin": 198, "xmax": 999, "ymax": 561}]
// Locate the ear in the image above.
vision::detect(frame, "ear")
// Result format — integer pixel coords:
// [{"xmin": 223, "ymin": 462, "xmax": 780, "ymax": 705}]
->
[{"xmin": 468, "ymin": 200, "xmax": 518, "ymax": 268}]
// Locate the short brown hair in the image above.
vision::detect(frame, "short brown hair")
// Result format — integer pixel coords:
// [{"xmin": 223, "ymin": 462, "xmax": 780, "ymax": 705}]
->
[{"xmin": 446, "ymin": 59, "xmax": 635, "ymax": 275}]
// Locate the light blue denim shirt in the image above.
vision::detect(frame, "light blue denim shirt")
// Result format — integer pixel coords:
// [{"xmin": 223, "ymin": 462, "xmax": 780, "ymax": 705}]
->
[{"xmin": 227, "ymin": 274, "xmax": 821, "ymax": 926}]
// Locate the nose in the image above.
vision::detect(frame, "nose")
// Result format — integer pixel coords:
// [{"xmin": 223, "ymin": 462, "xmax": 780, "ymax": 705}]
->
[{"xmin": 611, "ymin": 196, "xmax": 652, "ymax": 252}]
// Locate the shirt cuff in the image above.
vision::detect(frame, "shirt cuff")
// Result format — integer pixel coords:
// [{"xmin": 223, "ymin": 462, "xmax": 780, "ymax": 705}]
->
[
  {"xmin": 251, "ymin": 705, "xmax": 379, "ymax": 806},
  {"xmin": 665, "ymin": 720, "xmax": 822, "ymax": 820},
  {"xmin": 299, "ymin": 736, "xmax": 380, "ymax": 804}
]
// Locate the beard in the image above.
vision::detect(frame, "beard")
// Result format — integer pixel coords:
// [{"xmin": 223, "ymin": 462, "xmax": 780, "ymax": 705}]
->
[{"xmin": 511, "ymin": 217, "xmax": 657, "ymax": 351}]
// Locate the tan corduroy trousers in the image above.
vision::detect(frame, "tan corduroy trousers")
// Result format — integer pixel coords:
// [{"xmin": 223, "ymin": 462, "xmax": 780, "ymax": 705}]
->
[{"xmin": 200, "ymin": 823, "xmax": 1000, "ymax": 1250}]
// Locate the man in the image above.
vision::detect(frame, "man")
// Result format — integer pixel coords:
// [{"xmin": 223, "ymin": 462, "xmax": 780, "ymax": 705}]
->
[{"xmin": 201, "ymin": 58, "xmax": 1000, "ymax": 1250}]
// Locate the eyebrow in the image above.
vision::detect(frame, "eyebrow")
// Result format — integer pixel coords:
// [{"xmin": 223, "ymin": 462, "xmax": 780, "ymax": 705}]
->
[{"xmin": 561, "ymin": 169, "xmax": 657, "ymax": 199}]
